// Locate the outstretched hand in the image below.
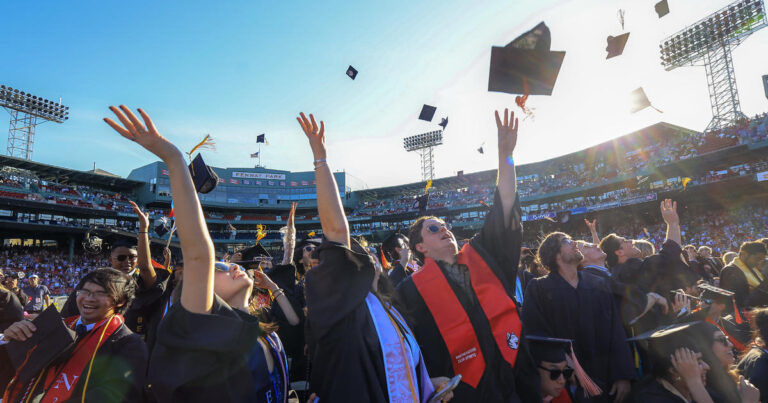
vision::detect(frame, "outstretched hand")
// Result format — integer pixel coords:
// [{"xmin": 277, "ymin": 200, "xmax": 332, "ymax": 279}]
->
[
  {"xmin": 129, "ymin": 200, "xmax": 150, "ymax": 231},
  {"xmin": 296, "ymin": 112, "xmax": 326, "ymax": 159},
  {"xmin": 104, "ymin": 106, "xmax": 179, "ymax": 161},
  {"xmin": 585, "ymin": 219, "xmax": 597, "ymax": 233},
  {"xmin": 660, "ymin": 199, "xmax": 679, "ymax": 225},
  {"xmin": 494, "ymin": 108, "xmax": 519, "ymax": 160}
]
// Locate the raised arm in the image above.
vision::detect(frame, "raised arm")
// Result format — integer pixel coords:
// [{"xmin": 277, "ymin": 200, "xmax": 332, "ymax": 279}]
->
[
  {"xmin": 585, "ymin": 218, "xmax": 600, "ymax": 245},
  {"xmin": 495, "ymin": 108, "xmax": 519, "ymax": 225},
  {"xmin": 661, "ymin": 199, "xmax": 681, "ymax": 246},
  {"xmin": 296, "ymin": 113, "xmax": 349, "ymax": 247},
  {"xmin": 105, "ymin": 105, "xmax": 215, "ymax": 314},
  {"xmin": 130, "ymin": 200, "xmax": 157, "ymax": 288},
  {"xmin": 282, "ymin": 202, "xmax": 297, "ymax": 265}
]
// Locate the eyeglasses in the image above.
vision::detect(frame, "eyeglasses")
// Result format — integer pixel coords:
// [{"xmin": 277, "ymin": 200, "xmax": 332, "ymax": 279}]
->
[
  {"xmin": 76, "ymin": 289, "xmax": 109, "ymax": 299},
  {"xmin": 115, "ymin": 254, "xmax": 138, "ymax": 262},
  {"xmin": 714, "ymin": 335, "xmax": 731, "ymax": 345},
  {"xmin": 538, "ymin": 366, "xmax": 574, "ymax": 380},
  {"xmin": 215, "ymin": 262, "xmax": 243, "ymax": 272},
  {"xmin": 426, "ymin": 223, "xmax": 451, "ymax": 233}
]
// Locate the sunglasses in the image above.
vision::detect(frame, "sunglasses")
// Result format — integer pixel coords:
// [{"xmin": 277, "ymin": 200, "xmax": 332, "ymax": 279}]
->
[
  {"xmin": 714, "ymin": 335, "xmax": 730, "ymax": 345},
  {"xmin": 538, "ymin": 366, "xmax": 574, "ymax": 380},
  {"xmin": 115, "ymin": 254, "xmax": 138, "ymax": 262},
  {"xmin": 304, "ymin": 245, "xmax": 317, "ymax": 252},
  {"xmin": 426, "ymin": 223, "xmax": 451, "ymax": 233},
  {"xmin": 215, "ymin": 262, "xmax": 242, "ymax": 272}
]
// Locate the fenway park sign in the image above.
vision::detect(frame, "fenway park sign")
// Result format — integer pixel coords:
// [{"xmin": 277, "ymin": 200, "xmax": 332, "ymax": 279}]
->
[{"xmin": 231, "ymin": 172, "xmax": 286, "ymax": 180}]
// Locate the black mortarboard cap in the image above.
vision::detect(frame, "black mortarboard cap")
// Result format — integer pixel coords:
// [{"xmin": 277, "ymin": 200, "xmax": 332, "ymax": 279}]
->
[
  {"xmin": 414, "ymin": 194, "xmax": 429, "ymax": 214},
  {"xmin": 188, "ymin": 154, "xmax": 219, "ymax": 194},
  {"xmin": 154, "ymin": 222, "xmax": 169, "ymax": 237},
  {"xmin": 627, "ymin": 322, "xmax": 700, "ymax": 342},
  {"xmin": 419, "ymin": 105, "xmax": 437, "ymax": 122},
  {"xmin": 346, "ymin": 65, "xmax": 358, "ymax": 80},
  {"xmin": 526, "ymin": 335, "xmax": 572, "ymax": 363},
  {"xmin": 697, "ymin": 283, "xmax": 734, "ymax": 301},
  {"xmin": 232, "ymin": 243, "xmax": 271, "ymax": 267},
  {"xmin": 477, "ymin": 146, "xmax": 484, "ymax": 154},
  {"xmin": 606, "ymin": 33, "xmax": 630, "ymax": 59},
  {"xmin": 655, "ymin": 0, "xmax": 670, "ymax": 18},
  {"xmin": 488, "ymin": 22, "xmax": 565, "ymax": 96},
  {"xmin": 438, "ymin": 117, "xmax": 449, "ymax": 129},
  {"xmin": 6, "ymin": 306, "xmax": 75, "ymax": 382},
  {"xmin": 628, "ymin": 322, "xmax": 702, "ymax": 365}
]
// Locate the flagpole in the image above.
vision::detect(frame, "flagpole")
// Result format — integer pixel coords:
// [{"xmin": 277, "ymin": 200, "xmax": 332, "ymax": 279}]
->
[{"xmin": 258, "ymin": 143, "xmax": 262, "ymax": 167}]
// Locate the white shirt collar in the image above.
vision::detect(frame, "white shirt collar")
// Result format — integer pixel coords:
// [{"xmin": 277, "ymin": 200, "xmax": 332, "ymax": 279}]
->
[{"xmin": 74, "ymin": 317, "xmax": 96, "ymax": 332}]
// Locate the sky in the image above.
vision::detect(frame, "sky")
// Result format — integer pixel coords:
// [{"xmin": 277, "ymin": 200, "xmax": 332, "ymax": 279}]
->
[{"xmin": 1, "ymin": 0, "xmax": 767, "ymax": 190}]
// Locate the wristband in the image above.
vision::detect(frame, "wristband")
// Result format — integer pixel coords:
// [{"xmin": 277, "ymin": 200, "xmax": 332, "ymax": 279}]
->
[
  {"xmin": 314, "ymin": 162, "xmax": 327, "ymax": 169},
  {"xmin": 313, "ymin": 158, "xmax": 327, "ymax": 164}
]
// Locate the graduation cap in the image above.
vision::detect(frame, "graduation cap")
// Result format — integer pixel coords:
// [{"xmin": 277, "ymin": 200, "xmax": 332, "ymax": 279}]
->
[
  {"xmin": 488, "ymin": 22, "xmax": 566, "ymax": 96},
  {"xmin": 414, "ymin": 194, "xmax": 429, "ymax": 214},
  {"xmin": 188, "ymin": 154, "xmax": 220, "ymax": 194},
  {"xmin": 655, "ymin": 0, "xmax": 670, "ymax": 18},
  {"xmin": 525, "ymin": 335, "xmax": 602, "ymax": 397},
  {"xmin": 419, "ymin": 104, "xmax": 437, "ymax": 122},
  {"xmin": 438, "ymin": 117, "xmax": 448, "ymax": 130},
  {"xmin": 628, "ymin": 87, "xmax": 662, "ymax": 113},
  {"xmin": 697, "ymin": 283, "xmax": 745, "ymax": 324},
  {"xmin": 526, "ymin": 335, "xmax": 572, "ymax": 363},
  {"xmin": 628, "ymin": 321, "xmax": 700, "ymax": 342},
  {"xmin": 6, "ymin": 306, "xmax": 75, "ymax": 383},
  {"xmin": 232, "ymin": 243, "xmax": 271, "ymax": 267},
  {"xmin": 477, "ymin": 142, "xmax": 485, "ymax": 154},
  {"xmin": 606, "ymin": 33, "xmax": 630, "ymax": 59},
  {"xmin": 346, "ymin": 65, "xmax": 358, "ymax": 80}
]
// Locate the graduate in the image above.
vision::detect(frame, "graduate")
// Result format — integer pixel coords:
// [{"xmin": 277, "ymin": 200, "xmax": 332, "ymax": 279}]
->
[
  {"xmin": 102, "ymin": 105, "xmax": 297, "ymax": 403},
  {"xmin": 382, "ymin": 232, "xmax": 415, "ymax": 287},
  {"xmin": 2, "ymin": 268, "xmax": 147, "ymax": 403},
  {"xmin": 676, "ymin": 284, "xmax": 752, "ymax": 353},
  {"xmin": 295, "ymin": 112, "xmax": 450, "ymax": 402},
  {"xmin": 628, "ymin": 323, "xmax": 714, "ymax": 403},
  {"xmin": 397, "ymin": 108, "xmax": 531, "ymax": 402},
  {"xmin": 522, "ymin": 232, "xmax": 635, "ymax": 402},
  {"xmin": 526, "ymin": 335, "xmax": 576, "ymax": 402}
]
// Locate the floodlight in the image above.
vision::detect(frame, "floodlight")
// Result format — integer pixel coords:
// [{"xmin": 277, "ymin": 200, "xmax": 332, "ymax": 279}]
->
[{"xmin": 0, "ymin": 84, "xmax": 70, "ymax": 159}]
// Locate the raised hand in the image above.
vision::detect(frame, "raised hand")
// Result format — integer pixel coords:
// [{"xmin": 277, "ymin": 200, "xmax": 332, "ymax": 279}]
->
[
  {"xmin": 252, "ymin": 270, "xmax": 278, "ymax": 292},
  {"xmin": 494, "ymin": 108, "xmax": 519, "ymax": 160},
  {"xmin": 671, "ymin": 348, "xmax": 702, "ymax": 383},
  {"xmin": 104, "ymin": 106, "xmax": 179, "ymax": 161},
  {"xmin": 296, "ymin": 112, "xmax": 326, "ymax": 159},
  {"xmin": 129, "ymin": 200, "xmax": 150, "ymax": 232},
  {"xmin": 660, "ymin": 199, "xmax": 679, "ymax": 225},
  {"xmin": 585, "ymin": 219, "xmax": 597, "ymax": 232}
]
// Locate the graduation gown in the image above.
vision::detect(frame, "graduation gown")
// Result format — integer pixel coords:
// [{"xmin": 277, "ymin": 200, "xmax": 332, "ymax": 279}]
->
[
  {"xmin": 522, "ymin": 271, "xmax": 636, "ymax": 401},
  {"xmin": 304, "ymin": 239, "xmax": 433, "ymax": 402},
  {"xmin": 148, "ymin": 295, "xmax": 264, "ymax": 402},
  {"xmin": 0, "ymin": 286, "xmax": 24, "ymax": 332},
  {"xmin": 388, "ymin": 262, "xmax": 412, "ymax": 287},
  {"xmin": 719, "ymin": 262, "xmax": 768, "ymax": 309},
  {"xmin": 61, "ymin": 269, "xmax": 171, "ymax": 336},
  {"xmin": 737, "ymin": 348, "xmax": 768, "ymax": 403},
  {"xmin": 397, "ymin": 191, "xmax": 532, "ymax": 403},
  {"xmin": 630, "ymin": 377, "xmax": 692, "ymax": 403},
  {"xmin": 0, "ymin": 321, "xmax": 148, "ymax": 403},
  {"xmin": 265, "ymin": 263, "xmax": 308, "ymax": 382}
]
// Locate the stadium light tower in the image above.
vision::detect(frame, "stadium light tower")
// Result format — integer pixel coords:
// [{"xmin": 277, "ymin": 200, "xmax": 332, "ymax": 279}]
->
[
  {"xmin": 403, "ymin": 130, "xmax": 443, "ymax": 181},
  {"xmin": 0, "ymin": 84, "xmax": 69, "ymax": 160},
  {"xmin": 660, "ymin": 0, "xmax": 767, "ymax": 132}
]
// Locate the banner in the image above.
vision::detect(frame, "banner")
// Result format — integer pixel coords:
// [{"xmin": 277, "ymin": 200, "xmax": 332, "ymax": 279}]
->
[
  {"xmin": 231, "ymin": 172, "xmax": 286, "ymax": 180},
  {"xmin": 522, "ymin": 212, "xmax": 556, "ymax": 222},
  {"xmin": 570, "ymin": 207, "xmax": 587, "ymax": 215},
  {"xmin": 620, "ymin": 193, "xmax": 657, "ymax": 206},
  {"xmin": 757, "ymin": 171, "xmax": 768, "ymax": 182}
]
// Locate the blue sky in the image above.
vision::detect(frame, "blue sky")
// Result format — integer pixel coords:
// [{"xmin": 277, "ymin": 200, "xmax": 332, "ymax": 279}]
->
[{"xmin": 1, "ymin": 0, "xmax": 767, "ymax": 189}]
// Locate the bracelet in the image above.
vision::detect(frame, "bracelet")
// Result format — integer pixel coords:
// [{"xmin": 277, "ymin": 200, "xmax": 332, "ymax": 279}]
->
[
  {"xmin": 313, "ymin": 158, "xmax": 327, "ymax": 164},
  {"xmin": 272, "ymin": 289, "xmax": 285, "ymax": 299},
  {"xmin": 314, "ymin": 162, "xmax": 327, "ymax": 169}
]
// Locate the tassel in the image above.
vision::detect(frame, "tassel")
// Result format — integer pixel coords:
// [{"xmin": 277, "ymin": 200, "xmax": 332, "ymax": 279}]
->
[
  {"xmin": 424, "ymin": 179, "xmax": 433, "ymax": 193},
  {"xmin": 255, "ymin": 224, "xmax": 266, "ymax": 243},
  {"xmin": 308, "ymin": 231, "xmax": 316, "ymax": 238},
  {"xmin": 566, "ymin": 344, "xmax": 602, "ymax": 397},
  {"xmin": 188, "ymin": 134, "xmax": 216, "ymax": 156},
  {"xmin": 732, "ymin": 296, "xmax": 745, "ymax": 324}
]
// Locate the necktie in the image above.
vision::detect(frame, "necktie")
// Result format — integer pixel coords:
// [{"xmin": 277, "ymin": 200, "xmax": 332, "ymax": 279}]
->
[{"xmin": 75, "ymin": 324, "xmax": 88, "ymax": 340}]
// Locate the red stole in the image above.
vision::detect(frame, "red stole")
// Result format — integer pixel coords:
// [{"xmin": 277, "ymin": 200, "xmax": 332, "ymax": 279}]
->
[
  {"xmin": 4, "ymin": 315, "xmax": 124, "ymax": 403},
  {"xmin": 411, "ymin": 243, "xmax": 522, "ymax": 388}
]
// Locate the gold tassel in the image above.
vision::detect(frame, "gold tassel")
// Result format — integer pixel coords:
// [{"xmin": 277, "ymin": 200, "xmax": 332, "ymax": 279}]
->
[{"xmin": 255, "ymin": 224, "xmax": 266, "ymax": 243}]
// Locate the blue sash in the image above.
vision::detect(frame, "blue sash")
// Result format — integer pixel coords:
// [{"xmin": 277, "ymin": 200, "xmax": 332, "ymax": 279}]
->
[{"xmin": 365, "ymin": 293, "xmax": 435, "ymax": 403}]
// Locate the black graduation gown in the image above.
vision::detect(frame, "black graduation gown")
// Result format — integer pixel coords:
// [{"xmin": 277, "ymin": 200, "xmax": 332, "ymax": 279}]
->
[
  {"xmin": 0, "ymin": 286, "xmax": 24, "ymax": 332},
  {"xmin": 719, "ymin": 263, "xmax": 768, "ymax": 309},
  {"xmin": 265, "ymin": 263, "xmax": 308, "ymax": 382},
  {"xmin": 737, "ymin": 348, "xmax": 768, "ymax": 403},
  {"xmin": 304, "ymin": 240, "xmax": 417, "ymax": 402},
  {"xmin": 397, "ymin": 191, "xmax": 533, "ymax": 403},
  {"xmin": 634, "ymin": 240, "xmax": 702, "ymax": 299},
  {"xmin": 521, "ymin": 271, "xmax": 636, "ymax": 402},
  {"xmin": 388, "ymin": 263, "xmax": 411, "ymax": 287},
  {"xmin": 148, "ymin": 295, "xmax": 263, "ymax": 403},
  {"xmin": 630, "ymin": 377, "xmax": 692, "ymax": 403},
  {"xmin": 61, "ymin": 269, "xmax": 171, "ymax": 336},
  {"xmin": 0, "ymin": 322, "xmax": 148, "ymax": 403}
]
